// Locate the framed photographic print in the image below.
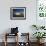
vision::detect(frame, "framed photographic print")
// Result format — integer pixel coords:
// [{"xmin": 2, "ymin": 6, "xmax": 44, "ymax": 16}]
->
[{"xmin": 10, "ymin": 7, "xmax": 26, "ymax": 20}]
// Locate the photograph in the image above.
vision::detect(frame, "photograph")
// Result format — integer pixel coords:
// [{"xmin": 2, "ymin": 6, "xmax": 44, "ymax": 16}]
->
[{"xmin": 10, "ymin": 7, "xmax": 26, "ymax": 20}]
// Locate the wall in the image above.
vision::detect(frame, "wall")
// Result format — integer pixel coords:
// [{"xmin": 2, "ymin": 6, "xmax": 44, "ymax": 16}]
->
[{"xmin": 0, "ymin": 0, "xmax": 37, "ymax": 42}]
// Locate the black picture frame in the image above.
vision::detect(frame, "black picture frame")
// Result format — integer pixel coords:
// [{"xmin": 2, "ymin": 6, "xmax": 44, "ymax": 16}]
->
[{"xmin": 10, "ymin": 7, "xmax": 26, "ymax": 20}]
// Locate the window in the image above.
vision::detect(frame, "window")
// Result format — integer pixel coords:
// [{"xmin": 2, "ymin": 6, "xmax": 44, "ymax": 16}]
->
[{"xmin": 37, "ymin": 0, "xmax": 46, "ymax": 18}]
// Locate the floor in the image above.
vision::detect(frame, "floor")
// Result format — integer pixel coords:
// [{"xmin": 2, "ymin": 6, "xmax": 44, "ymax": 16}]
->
[{"xmin": 0, "ymin": 42, "xmax": 46, "ymax": 46}]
